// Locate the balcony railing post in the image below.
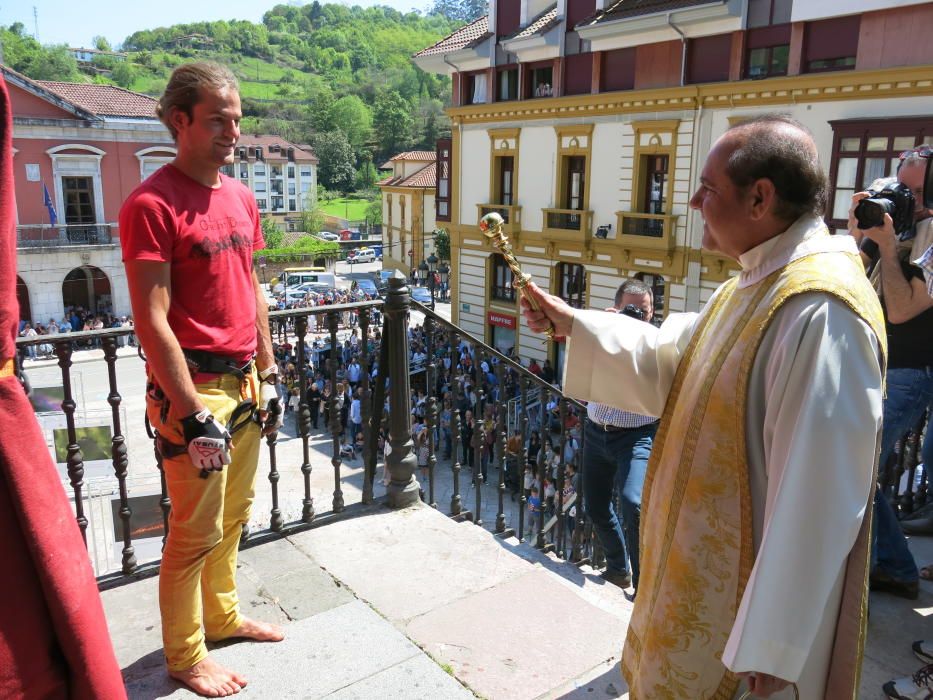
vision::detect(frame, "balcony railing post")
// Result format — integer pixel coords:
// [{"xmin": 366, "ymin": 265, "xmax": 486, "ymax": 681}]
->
[
  {"xmin": 495, "ymin": 361, "xmax": 507, "ymax": 534},
  {"xmin": 360, "ymin": 308, "xmax": 375, "ymax": 504},
  {"xmin": 473, "ymin": 383, "xmax": 485, "ymax": 527},
  {"xmin": 102, "ymin": 335, "xmax": 136, "ymax": 574},
  {"xmin": 424, "ymin": 316, "xmax": 438, "ymax": 508},
  {"xmin": 295, "ymin": 315, "xmax": 315, "ymax": 523},
  {"xmin": 55, "ymin": 339, "xmax": 88, "ymax": 544},
  {"xmin": 518, "ymin": 374, "xmax": 528, "ymax": 541},
  {"xmin": 556, "ymin": 399, "xmax": 568, "ymax": 558},
  {"xmin": 449, "ymin": 328, "xmax": 463, "ymax": 516},
  {"xmin": 384, "ymin": 273, "xmax": 419, "ymax": 507},
  {"xmin": 327, "ymin": 311, "xmax": 345, "ymax": 513},
  {"xmin": 536, "ymin": 385, "xmax": 547, "ymax": 549}
]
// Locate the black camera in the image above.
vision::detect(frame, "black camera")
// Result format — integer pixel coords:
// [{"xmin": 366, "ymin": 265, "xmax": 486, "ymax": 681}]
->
[
  {"xmin": 854, "ymin": 178, "xmax": 915, "ymax": 235},
  {"xmin": 619, "ymin": 304, "xmax": 645, "ymax": 321}
]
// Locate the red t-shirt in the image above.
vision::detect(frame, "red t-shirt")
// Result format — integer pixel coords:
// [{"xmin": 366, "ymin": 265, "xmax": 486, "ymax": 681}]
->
[{"xmin": 119, "ymin": 164, "xmax": 264, "ymax": 361}]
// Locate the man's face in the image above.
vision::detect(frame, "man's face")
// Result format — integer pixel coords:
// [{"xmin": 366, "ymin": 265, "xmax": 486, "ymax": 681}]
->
[
  {"xmin": 897, "ymin": 162, "xmax": 933, "ymax": 222},
  {"xmin": 619, "ymin": 291, "xmax": 653, "ymax": 322},
  {"xmin": 690, "ymin": 135, "xmax": 757, "ymax": 260},
  {"xmin": 174, "ymin": 87, "xmax": 241, "ymax": 168}
]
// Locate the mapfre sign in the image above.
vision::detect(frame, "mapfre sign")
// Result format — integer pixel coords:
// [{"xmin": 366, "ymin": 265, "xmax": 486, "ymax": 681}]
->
[{"xmin": 487, "ymin": 311, "xmax": 516, "ymax": 329}]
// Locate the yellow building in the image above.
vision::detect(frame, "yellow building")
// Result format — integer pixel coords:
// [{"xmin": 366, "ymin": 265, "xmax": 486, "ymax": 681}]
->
[
  {"xmin": 414, "ymin": 0, "xmax": 933, "ymax": 371},
  {"xmin": 379, "ymin": 151, "xmax": 439, "ymax": 276}
]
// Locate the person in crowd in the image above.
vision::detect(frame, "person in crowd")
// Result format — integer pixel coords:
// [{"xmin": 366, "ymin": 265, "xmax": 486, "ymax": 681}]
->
[{"xmin": 521, "ymin": 115, "xmax": 885, "ymax": 699}]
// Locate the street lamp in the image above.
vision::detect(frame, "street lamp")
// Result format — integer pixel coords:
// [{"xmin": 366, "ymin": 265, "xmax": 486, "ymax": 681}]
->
[
  {"xmin": 438, "ymin": 262, "xmax": 450, "ymax": 302},
  {"xmin": 427, "ymin": 253, "xmax": 438, "ymax": 311}
]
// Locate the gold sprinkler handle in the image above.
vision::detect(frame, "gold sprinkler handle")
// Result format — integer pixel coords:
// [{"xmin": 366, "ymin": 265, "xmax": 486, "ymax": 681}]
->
[{"xmin": 479, "ymin": 213, "xmax": 555, "ymax": 340}]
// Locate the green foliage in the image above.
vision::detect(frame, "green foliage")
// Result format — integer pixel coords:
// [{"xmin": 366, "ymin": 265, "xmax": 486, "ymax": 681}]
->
[
  {"xmin": 1, "ymin": 26, "xmax": 82, "ymax": 81},
  {"xmin": 355, "ymin": 159, "xmax": 378, "ymax": 190},
  {"xmin": 257, "ymin": 234, "xmax": 340, "ymax": 264},
  {"xmin": 110, "ymin": 61, "xmax": 138, "ymax": 88},
  {"xmin": 373, "ymin": 90, "xmax": 414, "ymax": 159},
  {"xmin": 430, "ymin": 0, "xmax": 487, "ymax": 22},
  {"xmin": 261, "ymin": 216, "xmax": 284, "ymax": 249},
  {"xmin": 299, "ymin": 207, "xmax": 326, "ymax": 235},
  {"xmin": 312, "ymin": 131, "xmax": 356, "ymax": 193},
  {"xmin": 434, "ymin": 228, "xmax": 451, "ymax": 261},
  {"xmin": 331, "ymin": 95, "xmax": 373, "ymax": 150},
  {"xmin": 365, "ymin": 198, "xmax": 383, "ymax": 226},
  {"xmin": 93, "ymin": 36, "xmax": 112, "ymax": 52}
]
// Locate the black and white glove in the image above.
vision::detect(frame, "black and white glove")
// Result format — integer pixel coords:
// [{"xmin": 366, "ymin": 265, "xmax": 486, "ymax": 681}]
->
[
  {"xmin": 259, "ymin": 382, "xmax": 283, "ymax": 434},
  {"xmin": 181, "ymin": 408, "xmax": 232, "ymax": 473}
]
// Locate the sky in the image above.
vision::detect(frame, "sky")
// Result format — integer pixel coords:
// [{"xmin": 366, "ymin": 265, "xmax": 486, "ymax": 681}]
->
[{"xmin": 3, "ymin": 0, "xmax": 435, "ymax": 48}]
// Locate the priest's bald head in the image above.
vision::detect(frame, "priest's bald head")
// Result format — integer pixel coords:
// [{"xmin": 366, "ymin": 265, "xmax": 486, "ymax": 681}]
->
[{"xmin": 690, "ymin": 115, "xmax": 828, "ymax": 260}]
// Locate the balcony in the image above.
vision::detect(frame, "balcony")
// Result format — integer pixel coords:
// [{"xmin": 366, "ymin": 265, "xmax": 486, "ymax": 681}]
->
[
  {"xmin": 16, "ymin": 223, "xmax": 114, "ymax": 248},
  {"xmin": 615, "ymin": 212, "xmax": 678, "ymax": 252},
  {"xmin": 477, "ymin": 203, "xmax": 522, "ymax": 237},
  {"xmin": 541, "ymin": 208, "xmax": 592, "ymax": 243},
  {"xmin": 13, "ymin": 284, "xmax": 926, "ymax": 698}
]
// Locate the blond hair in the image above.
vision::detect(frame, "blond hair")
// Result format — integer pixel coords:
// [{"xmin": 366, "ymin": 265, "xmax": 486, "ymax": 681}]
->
[{"xmin": 156, "ymin": 62, "xmax": 239, "ymax": 139}]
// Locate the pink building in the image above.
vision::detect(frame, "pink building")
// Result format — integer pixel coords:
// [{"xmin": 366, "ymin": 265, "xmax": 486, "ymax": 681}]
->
[{"xmin": 6, "ymin": 65, "xmax": 175, "ymax": 324}]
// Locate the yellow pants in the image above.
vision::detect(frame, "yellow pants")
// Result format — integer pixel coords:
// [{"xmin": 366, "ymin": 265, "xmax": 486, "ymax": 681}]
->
[{"xmin": 146, "ymin": 370, "xmax": 261, "ymax": 672}]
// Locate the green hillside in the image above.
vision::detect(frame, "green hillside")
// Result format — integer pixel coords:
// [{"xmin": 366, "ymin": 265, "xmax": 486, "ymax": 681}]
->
[{"xmin": 1, "ymin": 2, "xmax": 477, "ymax": 192}]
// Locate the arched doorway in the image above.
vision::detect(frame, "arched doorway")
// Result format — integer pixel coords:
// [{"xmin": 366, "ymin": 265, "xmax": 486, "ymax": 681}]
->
[
  {"xmin": 62, "ymin": 266, "xmax": 112, "ymax": 317},
  {"xmin": 16, "ymin": 276, "xmax": 31, "ymax": 324}
]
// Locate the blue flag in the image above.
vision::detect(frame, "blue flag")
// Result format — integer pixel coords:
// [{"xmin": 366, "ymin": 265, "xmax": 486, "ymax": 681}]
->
[{"xmin": 43, "ymin": 183, "xmax": 58, "ymax": 226}]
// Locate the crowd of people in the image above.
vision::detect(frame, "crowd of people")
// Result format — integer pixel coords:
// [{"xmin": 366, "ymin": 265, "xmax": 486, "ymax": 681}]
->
[{"xmin": 18, "ymin": 308, "xmax": 135, "ymax": 359}]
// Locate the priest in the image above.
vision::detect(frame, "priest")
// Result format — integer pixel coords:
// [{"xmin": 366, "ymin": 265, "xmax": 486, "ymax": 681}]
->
[{"xmin": 522, "ymin": 116, "xmax": 885, "ymax": 699}]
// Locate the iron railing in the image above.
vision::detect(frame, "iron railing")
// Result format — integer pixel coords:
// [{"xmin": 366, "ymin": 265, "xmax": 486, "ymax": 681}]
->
[{"xmin": 16, "ymin": 223, "xmax": 115, "ymax": 248}]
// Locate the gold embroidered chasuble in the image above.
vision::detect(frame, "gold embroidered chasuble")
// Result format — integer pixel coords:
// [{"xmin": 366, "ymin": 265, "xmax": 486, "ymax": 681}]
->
[{"xmin": 621, "ymin": 246, "xmax": 886, "ymax": 700}]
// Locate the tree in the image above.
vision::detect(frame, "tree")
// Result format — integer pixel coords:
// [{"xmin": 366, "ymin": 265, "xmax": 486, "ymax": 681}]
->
[
  {"xmin": 261, "ymin": 216, "xmax": 284, "ymax": 249},
  {"xmin": 330, "ymin": 95, "xmax": 372, "ymax": 150},
  {"xmin": 365, "ymin": 198, "xmax": 383, "ymax": 227},
  {"xmin": 93, "ymin": 36, "xmax": 112, "ymax": 52},
  {"xmin": 111, "ymin": 61, "xmax": 137, "ymax": 88},
  {"xmin": 373, "ymin": 91, "xmax": 414, "ymax": 161},
  {"xmin": 434, "ymin": 228, "xmax": 450, "ymax": 261},
  {"xmin": 355, "ymin": 159, "xmax": 378, "ymax": 190},
  {"xmin": 299, "ymin": 207, "xmax": 326, "ymax": 235},
  {"xmin": 311, "ymin": 131, "xmax": 356, "ymax": 193}
]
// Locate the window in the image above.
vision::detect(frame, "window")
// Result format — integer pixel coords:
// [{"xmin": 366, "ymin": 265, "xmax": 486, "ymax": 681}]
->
[
  {"xmin": 556, "ymin": 263, "xmax": 586, "ymax": 309},
  {"xmin": 288, "ymin": 165, "xmax": 295, "ymax": 178},
  {"xmin": 491, "ymin": 254, "xmax": 515, "ymax": 303},
  {"xmin": 62, "ymin": 176, "xmax": 96, "ymax": 225},
  {"xmin": 300, "ymin": 166, "xmax": 312, "ymax": 178},
  {"xmin": 256, "ymin": 198, "xmax": 267, "ymax": 210},
  {"xmin": 271, "ymin": 165, "xmax": 283, "ymax": 178},
  {"xmin": 495, "ymin": 156, "xmax": 514, "ymax": 205},
  {"xmin": 436, "ymin": 138, "xmax": 451, "ymax": 222},
  {"xmin": 288, "ymin": 182, "xmax": 296, "ymax": 195},
  {"xmin": 804, "ymin": 16, "xmax": 860, "ymax": 73},
  {"xmin": 497, "ymin": 67, "xmax": 518, "ymax": 102},
  {"xmin": 641, "ymin": 155, "xmax": 669, "ymax": 216},
  {"xmin": 220, "ymin": 164, "xmax": 235, "ymax": 177},
  {"xmin": 465, "ymin": 72, "xmax": 488, "ymax": 105},
  {"xmin": 826, "ymin": 118, "xmax": 933, "ymax": 229},
  {"xmin": 272, "ymin": 196, "xmax": 284, "ymax": 210},
  {"xmin": 601, "ymin": 48, "xmax": 635, "ymax": 92},
  {"xmin": 526, "ymin": 64, "xmax": 553, "ymax": 98},
  {"xmin": 272, "ymin": 181, "xmax": 284, "ymax": 195},
  {"xmin": 254, "ymin": 164, "xmax": 266, "ymax": 176},
  {"xmin": 289, "ymin": 199, "xmax": 297, "ymax": 212},
  {"xmin": 239, "ymin": 164, "xmax": 249, "ymax": 179},
  {"xmin": 255, "ymin": 181, "xmax": 267, "ymax": 193},
  {"xmin": 686, "ymin": 34, "xmax": 732, "ymax": 84},
  {"xmin": 565, "ymin": 156, "xmax": 585, "ymax": 210},
  {"xmin": 747, "ymin": 0, "xmax": 792, "ymax": 28}
]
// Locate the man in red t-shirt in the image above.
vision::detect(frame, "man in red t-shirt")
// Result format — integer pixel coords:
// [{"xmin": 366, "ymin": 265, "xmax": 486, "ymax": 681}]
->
[{"xmin": 120, "ymin": 62, "xmax": 284, "ymax": 697}]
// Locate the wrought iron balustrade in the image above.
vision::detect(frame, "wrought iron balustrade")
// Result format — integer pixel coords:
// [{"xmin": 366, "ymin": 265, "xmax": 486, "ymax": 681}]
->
[
  {"xmin": 615, "ymin": 212, "xmax": 678, "ymax": 252},
  {"xmin": 16, "ymin": 223, "xmax": 115, "ymax": 248}
]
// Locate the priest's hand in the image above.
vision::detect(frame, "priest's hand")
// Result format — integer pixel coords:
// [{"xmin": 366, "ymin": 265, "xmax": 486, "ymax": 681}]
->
[
  {"xmin": 737, "ymin": 671, "xmax": 792, "ymax": 697},
  {"xmin": 520, "ymin": 282, "xmax": 575, "ymax": 337}
]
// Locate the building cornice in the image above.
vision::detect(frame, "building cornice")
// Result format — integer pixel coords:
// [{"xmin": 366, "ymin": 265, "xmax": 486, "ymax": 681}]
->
[{"xmin": 447, "ymin": 65, "xmax": 933, "ymax": 124}]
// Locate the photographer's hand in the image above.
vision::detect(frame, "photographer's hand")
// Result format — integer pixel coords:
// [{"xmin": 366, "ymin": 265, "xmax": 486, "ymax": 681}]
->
[
  {"xmin": 847, "ymin": 191, "xmax": 871, "ymax": 243},
  {"xmin": 861, "ymin": 213, "xmax": 897, "ymax": 256}
]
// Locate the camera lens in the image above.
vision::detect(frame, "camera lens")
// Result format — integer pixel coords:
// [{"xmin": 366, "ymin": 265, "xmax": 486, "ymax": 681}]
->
[
  {"xmin": 620, "ymin": 304, "xmax": 645, "ymax": 321},
  {"xmin": 854, "ymin": 197, "xmax": 893, "ymax": 230}
]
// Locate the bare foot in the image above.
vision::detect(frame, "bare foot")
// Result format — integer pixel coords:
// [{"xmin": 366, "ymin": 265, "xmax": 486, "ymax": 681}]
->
[
  {"xmin": 230, "ymin": 617, "xmax": 285, "ymax": 642},
  {"xmin": 168, "ymin": 656, "xmax": 247, "ymax": 697}
]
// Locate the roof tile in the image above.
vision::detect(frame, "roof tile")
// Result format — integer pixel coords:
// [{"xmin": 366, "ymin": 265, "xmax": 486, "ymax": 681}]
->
[
  {"xmin": 576, "ymin": 0, "xmax": 723, "ymax": 27},
  {"xmin": 236, "ymin": 134, "xmax": 318, "ymax": 162},
  {"xmin": 505, "ymin": 5, "xmax": 560, "ymax": 40},
  {"xmin": 35, "ymin": 81, "xmax": 158, "ymax": 118},
  {"xmin": 414, "ymin": 16, "xmax": 490, "ymax": 57}
]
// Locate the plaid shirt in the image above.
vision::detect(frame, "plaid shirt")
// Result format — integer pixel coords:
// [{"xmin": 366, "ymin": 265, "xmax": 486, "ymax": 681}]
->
[
  {"xmin": 913, "ymin": 243, "xmax": 933, "ymax": 297},
  {"xmin": 586, "ymin": 401, "xmax": 657, "ymax": 429}
]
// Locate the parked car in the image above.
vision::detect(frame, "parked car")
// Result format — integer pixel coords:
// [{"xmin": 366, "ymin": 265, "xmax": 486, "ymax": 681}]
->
[
  {"xmin": 354, "ymin": 278, "xmax": 378, "ymax": 298},
  {"xmin": 315, "ymin": 232, "xmax": 339, "ymax": 241},
  {"xmin": 339, "ymin": 229, "xmax": 363, "ymax": 241},
  {"xmin": 377, "ymin": 268, "xmax": 398, "ymax": 295},
  {"xmin": 410, "ymin": 286, "xmax": 433, "ymax": 304},
  {"xmin": 371, "ymin": 245, "xmax": 383, "ymax": 260},
  {"xmin": 347, "ymin": 247, "xmax": 376, "ymax": 264}
]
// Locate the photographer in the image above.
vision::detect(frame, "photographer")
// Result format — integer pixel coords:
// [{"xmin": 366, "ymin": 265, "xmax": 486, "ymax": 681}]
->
[
  {"xmin": 581, "ymin": 279, "xmax": 658, "ymax": 593},
  {"xmin": 849, "ymin": 145, "xmax": 933, "ymax": 601}
]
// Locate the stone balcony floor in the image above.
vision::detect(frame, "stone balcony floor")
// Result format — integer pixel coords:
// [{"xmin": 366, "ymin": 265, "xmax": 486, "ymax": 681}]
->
[{"xmin": 102, "ymin": 498, "xmax": 933, "ymax": 700}]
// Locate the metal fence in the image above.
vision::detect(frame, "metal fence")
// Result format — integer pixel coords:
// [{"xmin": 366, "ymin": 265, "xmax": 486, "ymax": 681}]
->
[{"xmin": 16, "ymin": 224, "xmax": 114, "ymax": 248}]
